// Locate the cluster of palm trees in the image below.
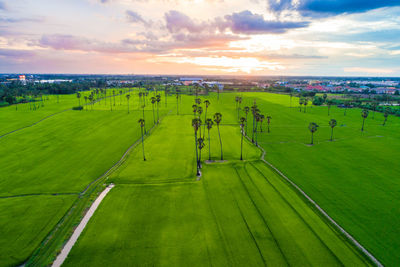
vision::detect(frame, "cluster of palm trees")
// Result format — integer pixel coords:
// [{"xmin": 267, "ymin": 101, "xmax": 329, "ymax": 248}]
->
[
  {"xmin": 299, "ymin": 97, "xmax": 309, "ymax": 113},
  {"xmin": 308, "ymin": 119, "xmax": 338, "ymax": 145},
  {"xmin": 150, "ymin": 94, "xmax": 161, "ymax": 124},
  {"xmin": 191, "ymin": 98, "xmax": 225, "ymax": 176}
]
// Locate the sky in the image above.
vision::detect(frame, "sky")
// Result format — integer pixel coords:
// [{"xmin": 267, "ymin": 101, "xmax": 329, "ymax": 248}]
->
[{"xmin": 0, "ymin": 0, "xmax": 400, "ymax": 76}]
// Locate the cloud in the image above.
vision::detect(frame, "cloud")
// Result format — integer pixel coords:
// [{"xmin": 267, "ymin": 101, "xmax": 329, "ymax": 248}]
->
[
  {"xmin": 0, "ymin": 49, "xmax": 35, "ymax": 58},
  {"xmin": 225, "ymin": 10, "xmax": 309, "ymax": 34},
  {"xmin": 0, "ymin": 1, "xmax": 6, "ymax": 10},
  {"xmin": 165, "ymin": 10, "xmax": 308, "ymax": 35},
  {"xmin": 0, "ymin": 17, "xmax": 44, "ymax": 23},
  {"xmin": 126, "ymin": 10, "xmax": 151, "ymax": 25},
  {"xmin": 267, "ymin": 0, "xmax": 400, "ymax": 17}
]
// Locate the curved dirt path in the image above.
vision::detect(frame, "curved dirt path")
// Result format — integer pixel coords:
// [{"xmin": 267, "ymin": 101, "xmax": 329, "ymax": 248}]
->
[
  {"xmin": 52, "ymin": 184, "xmax": 115, "ymax": 267},
  {"xmin": 247, "ymin": 135, "xmax": 383, "ymax": 267}
]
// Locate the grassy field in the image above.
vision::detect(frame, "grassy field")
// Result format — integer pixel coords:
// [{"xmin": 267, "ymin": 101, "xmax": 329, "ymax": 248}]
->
[
  {"xmin": 0, "ymin": 90, "xmax": 169, "ymax": 266},
  {"xmin": 242, "ymin": 92, "xmax": 400, "ymax": 265},
  {"xmin": 2, "ymin": 89, "xmax": 399, "ymax": 266},
  {"xmin": 63, "ymin": 107, "xmax": 369, "ymax": 266}
]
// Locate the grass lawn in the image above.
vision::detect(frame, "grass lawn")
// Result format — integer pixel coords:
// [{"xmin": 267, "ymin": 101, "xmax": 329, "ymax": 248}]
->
[
  {"xmin": 63, "ymin": 110, "xmax": 369, "ymax": 266},
  {"xmin": 0, "ymin": 195, "xmax": 77, "ymax": 266}
]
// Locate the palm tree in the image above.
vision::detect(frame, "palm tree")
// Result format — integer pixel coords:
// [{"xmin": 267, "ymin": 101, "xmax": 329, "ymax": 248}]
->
[
  {"xmin": 150, "ymin": 97, "xmax": 156, "ymax": 124},
  {"xmin": 382, "ymin": 108, "xmax": 389, "ymax": 126},
  {"xmin": 176, "ymin": 92, "xmax": 179, "ymax": 115},
  {"xmin": 213, "ymin": 113, "xmax": 223, "ymax": 160},
  {"xmin": 126, "ymin": 94, "xmax": 130, "ymax": 113},
  {"xmin": 371, "ymin": 102, "xmax": 378, "ymax": 119},
  {"xmin": 195, "ymin": 98, "xmax": 202, "ymax": 106},
  {"xmin": 88, "ymin": 94, "xmax": 94, "ymax": 110},
  {"xmin": 237, "ymin": 97, "xmax": 242, "ymax": 119},
  {"xmin": 164, "ymin": 86, "xmax": 169, "ymax": 107},
  {"xmin": 255, "ymin": 113, "xmax": 260, "ymax": 145},
  {"xmin": 308, "ymin": 122, "xmax": 319, "ymax": 145},
  {"xmin": 113, "ymin": 90, "xmax": 116, "ymax": 106},
  {"xmin": 192, "ymin": 118, "xmax": 201, "ymax": 176},
  {"xmin": 119, "ymin": 90, "xmax": 123, "ymax": 105},
  {"xmin": 138, "ymin": 118, "xmax": 146, "ymax": 161},
  {"xmin": 323, "ymin": 93, "xmax": 328, "ymax": 103},
  {"xmin": 259, "ymin": 114, "xmax": 265, "ymax": 132},
  {"xmin": 303, "ymin": 98, "xmax": 308, "ymax": 113},
  {"xmin": 206, "ymin": 118, "xmax": 213, "ymax": 161},
  {"xmin": 329, "ymin": 119, "xmax": 337, "ymax": 141},
  {"xmin": 76, "ymin": 92, "xmax": 81, "ymax": 107},
  {"xmin": 361, "ymin": 109, "xmax": 369, "ymax": 132},
  {"xmin": 240, "ymin": 117, "xmax": 246, "ymax": 160},
  {"xmin": 299, "ymin": 97, "xmax": 303, "ymax": 112},
  {"xmin": 203, "ymin": 100, "xmax": 210, "ymax": 137},
  {"xmin": 244, "ymin": 106, "xmax": 250, "ymax": 135},
  {"xmin": 142, "ymin": 104, "xmax": 146, "ymax": 134},
  {"xmin": 197, "ymin": 107, "xmax": 203, "ymax": 137},
  {"xmin": 198, "ymin": 137, "xmax": 205, "ymax": 168},
  {"xmin": 156, "ymin": 94, "xmax": 161, "ymax": 123},
  {"xmin": 192, "ymin": 104, "xmax": 198, "ymax": 118},
  {"xmin": 266, "ymin": 116, "xmax": 271, "ymax": 133},
  {"xmin": 251, "ymin": 104, "xmax": 259, "ymax": 143},
  {"xmin": 327, "ymin": 100, "xmax": 333, "ymax": 116},
  {"xmin": 84, "ymin": 95, "xmax": 88, "ymax": 111}
]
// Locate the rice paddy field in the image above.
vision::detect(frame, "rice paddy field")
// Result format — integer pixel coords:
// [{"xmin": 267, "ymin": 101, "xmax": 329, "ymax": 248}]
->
[{"xmin": 1, "ymin": 89, "xmax": 399, "ymax": 266}]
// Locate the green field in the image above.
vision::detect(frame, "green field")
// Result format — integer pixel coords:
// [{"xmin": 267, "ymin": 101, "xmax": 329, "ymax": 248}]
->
[{"xmin": 1, "ymin": 90, "xmax": 399, "ymax": 266}]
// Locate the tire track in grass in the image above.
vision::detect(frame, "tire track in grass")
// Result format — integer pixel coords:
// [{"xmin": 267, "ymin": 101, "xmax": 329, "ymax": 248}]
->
[
  {"xmin": 246, "ymin": 135, "xmax": 383, "ymax": 267},
  {"xmin": 202, "ymin": 178, "xmax": 234, "ymax": 266},
  {"xmin": 233, "ymin": 166, "xmax": 290, "ymax": 266},
  {"xmin": 230, "ymin": 193, "xmax": 267, "ymax": 267},
  {"xmin": 247, "ymin": 162, "xmax": 345, "ymax": 266}
]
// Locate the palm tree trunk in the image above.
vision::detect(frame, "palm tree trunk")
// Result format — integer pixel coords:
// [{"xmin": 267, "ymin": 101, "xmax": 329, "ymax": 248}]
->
[
  {"xmin": 361, "ymin": 118, "xmax": 365, "ymax": 131},
  {"xmin": 331, "ymin": 128, "xmax": 333, "ymax": 141},
  {"xmin": 260, "ymin": 122, "xmax": 263, "ymax": 132},
  {"xmin": 251, "ymin": 115, "xmax": 255, "ymax": 143},
  {"xmin": 194, "ymin": 131, "xmax": 200, "ymax": 176},
  {"xmin": 203, "ymin": 108, "xmax": 207, "ymax": 138},
  {"xmin": 240, "ymin": 126, "xmax": 243, "ymax": 160},
  {"xmin": 208, "ymin": 129, "xmax": 211, "ymax": 161},
  {"xmin": 255, "ymin": 121, "xmax": 258, "ymax": 146},
  {"xmin": 157, "ymin": 103, "xmax": 159, "ymax": 123},
  {"xmin": 311, "ymin": 132, "xmax": 314, "ymax": 144},
  {"xmin": 152, "ymin": 105, "xmax": 155, "ymax": 124},
  {"xmin": 141, "ymin": 127, "xmax": 146, "ymax": 161},
  {"xmin": 217, "ymin": 125, "xmax": 223, "ymax": 160},
  {"xmin": 127, "ymin": 100, "xmax": 130, "ymax": 114},
  {"xmin": 142, "ymin": 107, "xmax": 146, "ymax": 134},
  {"xmin": 268, "ymin": 123, "xmax": 270, "ymax": 133},
  {"xmin": 245, "ymin": 114, "xmax": 248, "ymax": 135}
]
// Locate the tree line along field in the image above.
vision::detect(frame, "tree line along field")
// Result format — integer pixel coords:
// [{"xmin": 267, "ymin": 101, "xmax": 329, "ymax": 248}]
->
[{"xmin": 0, "ymin": 88, "xmax": 398, "ymax": 266}]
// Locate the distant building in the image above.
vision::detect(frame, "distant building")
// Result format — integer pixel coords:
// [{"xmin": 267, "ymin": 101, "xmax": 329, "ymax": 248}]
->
[{"xmin": 179, "ymin": 77, "xmax": 203, "ymax": 86}]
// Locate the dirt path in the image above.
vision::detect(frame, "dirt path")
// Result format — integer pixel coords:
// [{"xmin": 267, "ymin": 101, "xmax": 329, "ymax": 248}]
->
[
  {"xmin": 52, "ymin": 184, "xmax": 115, "ymax": 267},
  {"xmin": 246, "ymin": 135, "xmax": 383, "ymax": 267}
]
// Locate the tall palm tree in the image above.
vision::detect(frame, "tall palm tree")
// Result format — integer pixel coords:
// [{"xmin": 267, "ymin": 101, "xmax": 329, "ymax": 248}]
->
[
  {"xmin": 176, "ymin": 92, "xmax": 179, "ymax": 115},
  {"xmin": 237, "ymin": 96, "xmax": 242, "ymax": 119},
  {"xmin": 88, "ymin": 94, "xmax": 94, "ymax": 110},
  {"xmin": 192, "ymin": 104, "xmax": 198, "ymax": 118},
  {"xmin": 156, "ymin": 94, "xmax": 161, "ymax": 123},
  {"xmin": 259, "ymin": 114, "xmax": 265, "ymax": 132},
  {"xmin": 266, "ymin": 116, "xmax": 271, "ymax": 133},
  {"xmin": 206, "ymin": 118, "xmax": 213, "ymax": 161},
  {"xmin": 195, "ymin": 98, "xmax": 202, "ymax": 106},
  {"xmin": 303, "ymin": 98, "xmax": 308, "ymax": 113},
  {"xmin": 361, "ymin": 109, "xmax": 369, "ymax": 132},
  {"xmin": 299, "ymin": 97, "xmax": 303, "ymax": 112},
  {"xmin": 126, "ymin": 94, "xmax": 130, "ymax": 114},
  {"xmin": 244, "ymin": 106, "xmax": 250, "ymax": 135},
  {"xmin": 240, "ymin": 117, "xmax": 246, "ymax": 160},
  {"xmin": 382, "ymin": 108, "xmax": 389, "ymax": 126},
  {"xmin": 142, "ymin": 104, "xmax": 146, "ymax": 134},
  {"xmin": 251, "ymin": 104, "xmax": 259, "ymax": 143},
  {"xmin": 371, "ymin": 102, "xmax": 378, "ymax": 119},
  {"xmin": 197, "ymin": 106, "xmax": 203, "ymax": 137},
  {"xmin": 138, "ymin": 118, "xmax": 146, "ymax": 161},
  {"xmin": 150, "ymin": 97, "xmax": 156, "ymax": 124},
  {"xmin": 255, "ymin": 113, "xmax": 260, "ymax": 145},
  {"xmin": 327, "ymin": 100, "xmax": 332, "ymax": 116},
  {"xmin": 213, "ymin": 113, "xmax": 223, "ymax": 160},
  {"xmin": 323, "ymin": 93, "xmax": 327, "ymax": 103},
  {"xmin": 84, "ymin": 95, "xmax": 88, "ymax": 111},
  {"xmin": 198, "ymin": 137, "xmax": 205, "ymax": 168},
  {"xmin": 329, "ymin": 119, "xmax": 337, "ymax": 141},
  {"xmin": 192, "ymin": 118, "xmax": 201, "ymax": 176},
  {"xmin": 76, "ymin": 92, "xmax": 81, "ymax": 107},
  {"xmin": 308, "ymin": 122, "xmax": 319, "ymax": 145},
  {"xmin": 203, "ymin": 100, "xmax": 210, "ymax": 137}
]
